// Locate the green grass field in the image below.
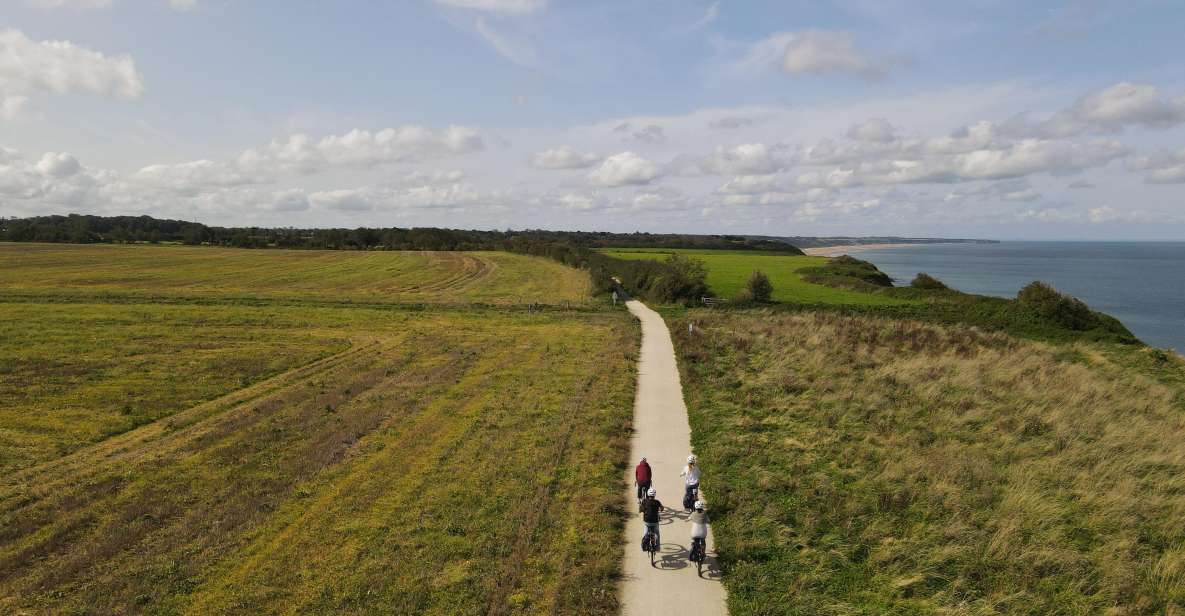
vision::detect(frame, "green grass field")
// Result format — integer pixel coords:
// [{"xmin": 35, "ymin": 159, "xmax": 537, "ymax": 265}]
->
[
  {"xmin": 0, "ymin": 243, "xmax": 591, "ymax": 305},
  {"xmin": 673, "ymin": 309, "xmax": 1185, "ymax": 615},
  {"xmin": 600, "ymin": 248, "xmax": 910, "ymax": 306},
  {"xmin": 0, "ymin": 243, "xmax": 635, "ymax": 615}
]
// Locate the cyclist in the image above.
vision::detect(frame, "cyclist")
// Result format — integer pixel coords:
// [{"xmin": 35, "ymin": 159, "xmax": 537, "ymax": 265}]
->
[
  {"xmin": 689, "ymin": 500, "xmax": 709, "ymax": 560},
  {"xmin": 641, "ymin": 487, "xmax": 664, "ymax": 547},
  {"xmin": 634, "ymin": 457, "xmax": 652, "ymax": 511},
  {"xmin": 680, "ymin": 454, "xmax": 701, "ymax": 509}
]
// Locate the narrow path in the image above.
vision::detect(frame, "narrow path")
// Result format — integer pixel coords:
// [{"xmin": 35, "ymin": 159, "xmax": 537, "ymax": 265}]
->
[{"xmin": 620, "ymin": 300, "xmax": 728, "ymax": 615}]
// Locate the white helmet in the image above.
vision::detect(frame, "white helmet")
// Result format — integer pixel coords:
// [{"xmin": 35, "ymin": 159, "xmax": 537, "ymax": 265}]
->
[
  {"xmin": 647, "ymin": 487, "xmax": 657, "ymax": 498},
  {"xmin": 694, "ymin": 500, "xmax": 705, "ymax": 511},
  {"xmin": 687, "ymin": 454, "xmax": 697, "ymax": 465}
]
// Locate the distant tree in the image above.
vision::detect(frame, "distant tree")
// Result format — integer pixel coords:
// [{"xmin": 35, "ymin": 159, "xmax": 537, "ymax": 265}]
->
[{"xmin": 745, "ymin": 270, "xmax": 773, "ymax": 302}]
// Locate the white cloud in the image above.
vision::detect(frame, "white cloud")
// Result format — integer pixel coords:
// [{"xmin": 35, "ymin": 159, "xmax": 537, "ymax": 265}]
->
[
  {"xmin": 308, "ymin": 178, "xmax": 483, "ymax": 213},
  {"xmin": 168, "ymin": 0, "xmax": 197, "ymax": 10},
  {"xmin": 238, "ymin": 125, "xmax": 483, "ymax": 176},
  {"xmin": 587, "ymin": 152, "xmax": 660, "ymax": 187},
  {"xmin": 846, "ymin": 118, "xmax": 896, "ymax": 143},
  {"xmin": 718, "ymin": 174, "xmax": 780, "ymax": 194},
  {"xmin": 1016, "ymin": 83, "xmax": 1185, "ymax": 138},
  {"xmin": 708, "ymin": 116, "xmax": 753, "ymax": 130},
  {"xmin": 133, "ymin": 159, "xmax": 257, "ymax": 194},
  {"xmin": 1127, "ymin": 148, "xmax": 1185, "ymax": 184},
  {"xmin": 35, "ymin": 152, "xmax": 82, "ymax": 178},
  {"xmin": 268, "ymin": 189, "xmax": 311, "ymax": 212},
  {"xmin": 953, "ymin": 139, "xmax": 1126, "ymax": 180},
  {"xmin": 687, "ymin": 2, "xmax": 719, "ymax": 31},
  {"xmin": 0, "ymin": 28, "xmax": 144, "ymax": 119},
  {"xmin": 530, "ymin": 146, "xmax": 601, "ymax": 169},
  {"xmin": 310, "ymin": 188, "xmax": 373, "ymax": 212},
  {"xmin": 781, "ymin": 30, "xmax": 889, "ymax": 79},
  {"xmin": 474, "ymin": 18, "xmax": 540, "ymax": 67},
  {"xmin": 558, "ymin": 192, "xmax": 600, "ymax": 211},
  {"xmin": 434, "ymin": 0, "xmax": 546, "ymax": 15},
  {"xmin": 1, "ymin": 96, "xmax": 28, "ymax": 121},
  {"xmin": 701, "ymin": 143, "xmax": 783, "ymax": 175}
]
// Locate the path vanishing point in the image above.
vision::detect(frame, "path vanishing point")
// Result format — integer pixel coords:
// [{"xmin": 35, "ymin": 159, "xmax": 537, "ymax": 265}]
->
[{"xmin": 620, "ymin": 300, "xmax": 728, "ymax": 615}]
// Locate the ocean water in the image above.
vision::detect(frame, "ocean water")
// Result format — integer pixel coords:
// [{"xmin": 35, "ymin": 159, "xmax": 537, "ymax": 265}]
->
[{"xmin": 852, "ymin": 242, "xmax": 1185, "ymax": 353}]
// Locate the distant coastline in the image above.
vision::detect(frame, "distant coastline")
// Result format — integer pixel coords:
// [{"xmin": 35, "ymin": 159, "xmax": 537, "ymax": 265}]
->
[{"xmin": 802, "ymin": 243, "xmax": 956, "ymax": 257}]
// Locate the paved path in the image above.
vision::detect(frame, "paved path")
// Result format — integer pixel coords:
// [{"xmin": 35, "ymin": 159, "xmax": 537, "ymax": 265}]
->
[{"xmin": 620, "ymin": 300, "xmax": 728, "ymax": 616}]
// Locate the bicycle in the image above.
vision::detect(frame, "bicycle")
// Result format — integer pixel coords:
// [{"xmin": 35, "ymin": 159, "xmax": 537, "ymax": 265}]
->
[
  {"xmin": 689, "ymin": 537, "xmax": 706, "ymax": 576},
  {"xmin": 642, "ymin": 527, "xmax": 659, "ymax": 566}
]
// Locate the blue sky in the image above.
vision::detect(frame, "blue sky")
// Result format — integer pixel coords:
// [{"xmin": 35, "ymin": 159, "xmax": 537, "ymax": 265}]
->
[{"xmin": 2, "ymin": 0, "xmax": 1184, "ymax": 239}]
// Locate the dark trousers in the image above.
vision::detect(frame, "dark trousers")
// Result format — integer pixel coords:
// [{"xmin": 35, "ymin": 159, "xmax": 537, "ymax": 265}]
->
[
  {"xmin": 636, "ymin": 480, "xmax": 651, "ymax": 500},
  {"xmin": 684, "ymin": 482, "xmax": 699, "ymax": 503}
]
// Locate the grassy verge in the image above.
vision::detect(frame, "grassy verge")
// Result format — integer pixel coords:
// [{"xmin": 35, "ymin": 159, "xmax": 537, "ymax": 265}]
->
[{"xmin": 673, "ymin": 309, "xmax": 1185, "ymax": 615}]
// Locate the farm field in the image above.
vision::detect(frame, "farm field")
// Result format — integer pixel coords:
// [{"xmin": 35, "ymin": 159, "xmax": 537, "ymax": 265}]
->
[
  {"xmin": 672, "ymin": 309, "xmax": 1185, "ymax": 615},
  {"xmin": 600, "ymin": 248, "xmax": 910, "ymax": 306},
  {"xmin": 0, "ymin": 243, "xmax": 590, "ymax": 305},
  {"xmin": 0, "ymin": 243, "xmax": 636, "ymax": 615}
]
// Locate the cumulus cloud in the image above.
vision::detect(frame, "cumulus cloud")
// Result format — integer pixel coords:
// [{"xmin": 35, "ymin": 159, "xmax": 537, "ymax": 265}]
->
[
  {"xmin": 846, "ymin": 118, "xmax": 896, "ymax": 143},
  {"xmin": 530, "ymin": 146, "xmax": 601, "ymax": 169},
  {"xmin": 631, "ymin": 124, "xmax": 666, "ymax": 144},
  {"xmin": 718, "ymin": 174, "xmax": 780, "ymax": 194},
  {"xmin": 701, "ymin": 143, "xmax": 784, "ymax": 175},
  {"xmin": 1127, "ymin": 147, "xmax": 1185, "ymax": 184},
  {"xmin": 434, "ymin": 0, "xmax": 547, "ymax": 15},
  {"xmin": 953, "ymin": 139, "xmax": 1126, "ymax": 180},
  {"xmin": 587, "ymin": 152, "xmax": 660, "ymax": 187},
  {"xmin": 35, "ymin": 152, "xmax": 82, "ymax": 178},
  {"xmin": 708, "ymin": 116, "xmax": 753, "ymax": 130},
  {"xmin": 268, "ymin": 189, "xmax": 311, "ymax": 212},
  {"xmin": 0, "ymin": 28, "xmax": 144, "ymax": 119},
  {"xmin": 237, "ymin": 125, "xmax": 483, "ymax": 176},
  {"xmin": 777, "ymin": 30, "xmax": 891, "ymax": 78},
  {"xmin": 1013, "ymin": 83, "xmax": 1185, "ymax": 138},
  {"xmin": 307, "ymin": 177, "xmax": 483, "ymax": 213}
]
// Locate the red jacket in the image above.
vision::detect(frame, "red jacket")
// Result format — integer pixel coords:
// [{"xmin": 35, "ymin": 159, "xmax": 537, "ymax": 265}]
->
[{"xmin": 635, "ymin": 461, "xmax": 652, "ymax": 484}]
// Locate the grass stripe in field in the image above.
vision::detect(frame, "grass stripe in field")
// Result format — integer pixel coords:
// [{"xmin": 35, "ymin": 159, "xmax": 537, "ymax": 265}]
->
[
  {"xmin": 0, "ymin": 243, "xmax": 591, "ymax": 305},
  {"xmin": 599, "ymin": 248, "xmax": 910, "ymax": 306}
]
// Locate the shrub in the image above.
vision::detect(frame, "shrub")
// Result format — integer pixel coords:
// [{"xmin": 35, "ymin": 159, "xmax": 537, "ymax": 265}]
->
[
  {"xmin": 744, "ymin": 270, "xmax": 774, "ymax": 302},
  {"xmin": 1017, "ymin": 281, "xmax": 1097, "ymax": 330},
  {"xmin": 910, "ymin": 272, "xmax": 948, "ymax": 290}
]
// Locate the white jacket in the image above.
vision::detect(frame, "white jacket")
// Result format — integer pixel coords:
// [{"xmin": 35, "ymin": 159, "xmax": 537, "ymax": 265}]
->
[{"xmin": 681, "ymin": 464, "xmax": 701, "ymax": 486}]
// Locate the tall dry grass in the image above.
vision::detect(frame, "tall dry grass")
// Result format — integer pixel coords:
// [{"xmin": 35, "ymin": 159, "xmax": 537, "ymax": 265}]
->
[{"xmin": 675, "ymin": 309, "xmax": 1185, "ymax": 615}]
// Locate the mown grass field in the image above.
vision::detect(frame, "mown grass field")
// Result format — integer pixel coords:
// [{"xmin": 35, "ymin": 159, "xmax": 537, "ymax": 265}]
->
[
  {"xmin": 0, "ymin": 243, "xmax": 590, "ymax": 305},
  {"xmin": 673, "ymin": 309, "xmax": 1185, "ymax": 615},
  {"xmin": 0, "ymin": 243, "xmax": 635, "ymax": 615},
  {"xmin": 600, "ymin": 248, "xmax": 910, "ymax": 306}
]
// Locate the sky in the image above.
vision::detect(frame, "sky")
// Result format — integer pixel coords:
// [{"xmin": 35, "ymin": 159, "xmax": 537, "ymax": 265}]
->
[{"xmin": 1, "ymin": 0, "xmax": 1184, "ymax": 239}]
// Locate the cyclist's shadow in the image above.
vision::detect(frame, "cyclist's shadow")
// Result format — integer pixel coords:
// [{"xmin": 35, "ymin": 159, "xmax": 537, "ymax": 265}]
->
[{"xmin": 653, "ymin": 541, "xmax": 690, "ymax": 570}]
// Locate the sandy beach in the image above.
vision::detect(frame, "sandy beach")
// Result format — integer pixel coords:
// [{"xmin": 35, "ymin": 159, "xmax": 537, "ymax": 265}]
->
[{"xmin": 803, "ymin": 243, "xmax": 955, "ymax": 257}]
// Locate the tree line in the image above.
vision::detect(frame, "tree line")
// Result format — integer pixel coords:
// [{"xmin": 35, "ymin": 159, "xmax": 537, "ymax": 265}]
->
[{"xmin": 1, "ymin": 214, "xmax": 803, "ymax": 303}]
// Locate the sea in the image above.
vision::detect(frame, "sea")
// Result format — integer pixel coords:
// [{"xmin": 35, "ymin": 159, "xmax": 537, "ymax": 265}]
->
[{"xmin": 851, "ymin": 241, "xmax": 1185, "ymax": 354}]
